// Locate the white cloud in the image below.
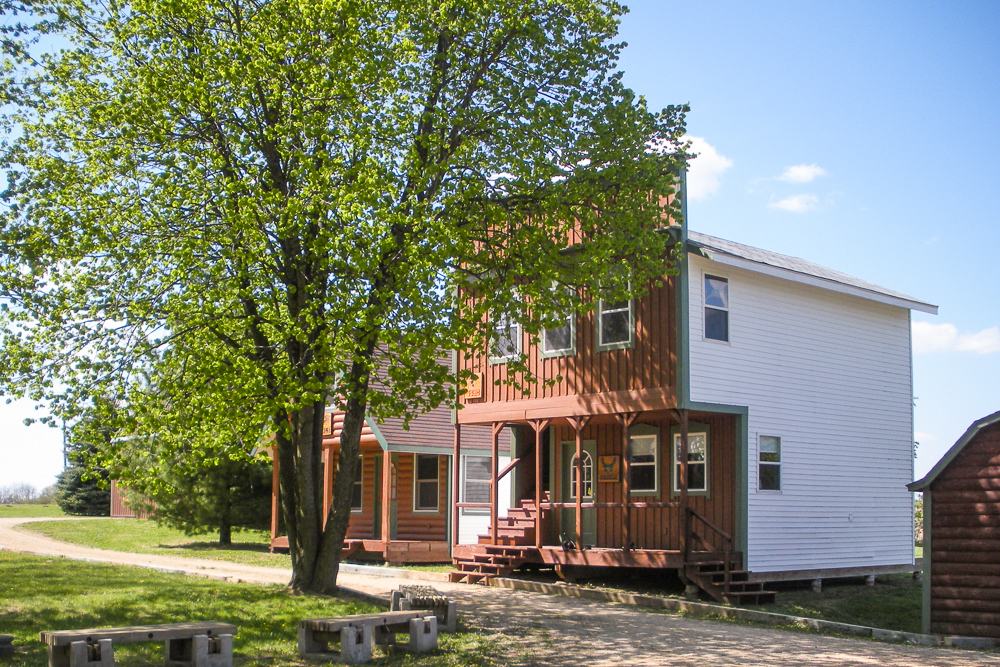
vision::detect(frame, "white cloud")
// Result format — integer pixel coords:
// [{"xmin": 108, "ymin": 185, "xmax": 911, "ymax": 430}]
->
[
  {"xmin": 769, "ymin": 194, "xmax": 819, "ymax": 213},
  {"xmin": 777, "ymin": 164, "xmax": 827, "ymax": 183},
  {"xmin": 685, "ymin": 136, "xmax": 733, "ymax": 200},
  {"xmin": 912, "ymin": 321, "xmax": 1000, "ymax": 354}
]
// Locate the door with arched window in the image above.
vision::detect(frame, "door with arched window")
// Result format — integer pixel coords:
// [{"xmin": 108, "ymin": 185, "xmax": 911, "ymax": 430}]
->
[{"xmin": 560, "ymin": 440, "xmax": 597, "ymax": 546}]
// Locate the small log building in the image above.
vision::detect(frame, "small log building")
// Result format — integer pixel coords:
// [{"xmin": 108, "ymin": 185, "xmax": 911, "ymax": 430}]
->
[{"xmin": 909, "ymin": 410, "xmax": 1000, "ymax": 639}]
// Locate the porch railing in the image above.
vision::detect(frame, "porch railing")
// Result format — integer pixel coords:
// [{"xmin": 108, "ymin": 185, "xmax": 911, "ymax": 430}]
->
[{"xmin": 685, "ymin": 507, "xmax": 733, "ymax": 589}]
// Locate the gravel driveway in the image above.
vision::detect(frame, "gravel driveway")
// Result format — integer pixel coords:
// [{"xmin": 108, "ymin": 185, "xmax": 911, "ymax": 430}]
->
[{"xmin": 2, "ymin": 517, "xmax": 996, "ymax": 667}]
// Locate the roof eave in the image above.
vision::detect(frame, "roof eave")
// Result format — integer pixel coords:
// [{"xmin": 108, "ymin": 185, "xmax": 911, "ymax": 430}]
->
[{"xmin": 908, "ymin": 409, "xmax": 1000, "ymax": 491}]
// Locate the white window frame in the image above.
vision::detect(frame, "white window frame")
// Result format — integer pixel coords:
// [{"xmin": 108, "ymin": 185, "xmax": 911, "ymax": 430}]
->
[
  {"xmin": 596, "ymin": 296, "xmax": 634, "ymax": 351},
  {"xmin": 350, "ymin": 455, "xmax": 363, "ymax": 513},
  {"xmin": 461, "ymin": 455, "xmax": 491, "ymax": 515},
  {"xmin": 489, "ymin": 309, "xmax": 522, "ymax": 364},
  {"xmin": 412, "ymin": 454, "xmax": 440, "ymax": 513},
  {"xmin": 541, "ymin": 284, "xmax": 576, "ymax": 358},
  {"xmin": 703, "ymin": 274, "xmax": 730, "ymax": 343},
  {"xmin": 672, "ymin": 430, "xmax": 709, "ymax": 495},
  {"xmin": 758, "ymin": 435, "xmax": 781, "ymax": 492},
  {"xmin": 628, "ymin": 430, "xmax": 659, "ymax": 495},
  {"xmin": 569, "ymin": 449, "xmax": 594, "ymax": 500}
]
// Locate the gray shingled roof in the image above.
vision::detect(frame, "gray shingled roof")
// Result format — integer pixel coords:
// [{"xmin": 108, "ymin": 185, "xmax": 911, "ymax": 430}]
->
[{"xmin": 687, "ymin": 230, "xmax": 936, "ymax": 312}]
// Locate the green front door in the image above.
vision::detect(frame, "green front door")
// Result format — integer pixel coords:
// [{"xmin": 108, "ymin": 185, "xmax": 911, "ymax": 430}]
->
[{"xmin": 560, "ymin": 440, "xmax": 597, "ymax": 546}]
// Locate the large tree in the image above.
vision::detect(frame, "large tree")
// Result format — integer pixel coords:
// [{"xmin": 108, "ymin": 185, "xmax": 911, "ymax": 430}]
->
[{"xmin": 0, "ymin": 0, "xmax": 688, "ymax": 593}]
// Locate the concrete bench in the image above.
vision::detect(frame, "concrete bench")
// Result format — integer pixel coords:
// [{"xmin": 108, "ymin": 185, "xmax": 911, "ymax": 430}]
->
[
  {"xmin": 390, "ymin": 585, "xmax": 458, "ymax": 633},
  {"xmin": 39, "ymin": 622, "xmax": 237, "ymax": 667},
  {"xmin": 298, "ymin": 611, "xmax": 437, "ymax": 664}
]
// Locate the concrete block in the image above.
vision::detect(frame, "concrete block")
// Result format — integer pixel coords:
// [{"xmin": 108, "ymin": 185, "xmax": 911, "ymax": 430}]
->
[
  {"xmin": 865, "ymin": 575, "xmax": 876, "ymax": 586},
  {"xmin": 407, "ymin": 616, "xmax": 437, "ymax": 654},
  {"xmin": 811, "ymin": 579, "xmax": 822, "ymax": 592},
  {"xmin": 340, "ymin": 626, "xmax": 372, "ymax": 665},
  {"xmin": 69, "ymin": 640, "xmax": 113, "ymax": 667},
  {"xmin": 441, "ymin": 601, "xmax": 458, "ymax": 633},
  {"xmin": 944, "ymin": 636, "xmax": 997, "ymax": 650},
  {"xmin": 297, "ymin": 625, "xmax": 327, "ymax": 656},
  {"xmin": 191, "ymin": 634, "xmax": 232, "ymax": 667}
]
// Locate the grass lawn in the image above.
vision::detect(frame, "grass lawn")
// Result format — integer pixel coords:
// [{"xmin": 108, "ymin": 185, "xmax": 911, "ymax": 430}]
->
[
  {"xmin": 0, "ymin": 552, "xmax": 506, "ymax": 667},
  {"xmin": 21, "ymin": 519, "xmax": 452, "ymax": 572},
  {"xmin": 22, "ymin": 519, "xmax": 292, "ymax": 567},
  {"xmin": 0, "ymin": 504, "xmax": 66, "ymax": 518},
  {"xmin": 751, "ymin": 574, "xmax": 923, "ymax": 634}
]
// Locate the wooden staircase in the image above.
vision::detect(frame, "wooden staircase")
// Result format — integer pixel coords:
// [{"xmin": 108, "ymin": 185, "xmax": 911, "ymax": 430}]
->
[
  {"xmin": 449, "ymin": 498, "xmax": 541, "ymax": 584},
  {"xmin": 683, "ymin": 508, "xmax": 776, "ymax": 604},
  {"xmin": 684, "ymin": 557, "xmax": 776, "ymax": 605}
]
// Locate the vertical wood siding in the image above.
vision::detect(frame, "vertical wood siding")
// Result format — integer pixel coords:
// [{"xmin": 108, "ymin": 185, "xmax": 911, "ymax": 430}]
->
[
  {"xmin": 688, "ymin": 255, "xmax": 916, "ymax": 572},
  {"xmin": 458, "ymin": 278, "xmax": 676, "ymax": 406},
  {"xmin": 549, "ymin": 413, "xmax": 735, "ymax": 551},
  {"xmin": 929, "ymin": 422, "xmax": 1000, "ymax": 638},
  {"xmin": 394, "ymin": 454, "xmax": 448, "ymax": 541}
]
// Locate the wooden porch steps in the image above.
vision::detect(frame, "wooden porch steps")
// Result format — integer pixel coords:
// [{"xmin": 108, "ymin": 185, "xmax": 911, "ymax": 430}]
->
[
  {"xmin": 685, "ymin": 559, "xmax": 776, "ymax": 605},
  {"xmin": 448, "ymin": 545, "xmax": 535, "ymax": 584}
]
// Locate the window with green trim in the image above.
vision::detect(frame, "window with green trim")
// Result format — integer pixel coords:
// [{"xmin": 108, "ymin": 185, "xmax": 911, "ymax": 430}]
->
[{"xmin": 414, "ymin": 454, "xmax": 440, "ymax": 512}]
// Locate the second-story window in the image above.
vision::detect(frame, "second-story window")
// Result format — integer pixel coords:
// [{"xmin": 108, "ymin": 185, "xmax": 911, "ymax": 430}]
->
[
  {"xmin": 598, "ymin": 298, "xmax": 633, "ymax": 350},
  {"xmin": 542, "ymin": 311, "xmax": 575, "ymax": 357},
  {"xmin": 704, "ymin": 275, "xmax": 729, "ymax": 342},
  {"xmin": 491, "ymin": 311, "xmax": 521, "ymax": 362}
]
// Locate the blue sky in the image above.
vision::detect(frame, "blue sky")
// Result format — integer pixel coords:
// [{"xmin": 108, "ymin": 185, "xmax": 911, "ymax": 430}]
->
[{"xmin": 1, "ymin": 0, "xmax": 997, "ymax": 489}]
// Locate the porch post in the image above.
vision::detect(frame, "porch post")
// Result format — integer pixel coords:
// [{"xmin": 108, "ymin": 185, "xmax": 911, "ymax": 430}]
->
[
  {"xmin": 680, "ymin": 409, "xmax": 690, "ymax": 561},
  {"xmin": 381, "ymin": 451, "xmax": 392, "ymax": 544},
  {"xmin": 566, "ymin": 416, "xmax": 590, "ymax": 548},
  {"xmin": 270, "ymin": 446, "xmax": 280, "ymax": 546},
  {"xmin": 532, "ymin": 419, "xmax": 551, "ymax": 550},
  {"xmin": 452, "ymin": 424, "xmax": 461, "ymax": 548},
  {"xmin": 322, "ymin": 447, "xmax": 332, "ymax": 525},
  {"xmin": 616, "ymin": 412, "xmax": 639, "ymax": 552},
  {"xmin": 490, "ymin": 422, "xmax": 503, "ymax": 546}
]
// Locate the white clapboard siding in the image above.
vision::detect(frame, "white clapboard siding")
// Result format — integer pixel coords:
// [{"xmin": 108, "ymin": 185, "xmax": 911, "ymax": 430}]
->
[
  {"xmin": 689, "ymin": 255, "xmax": 915, "ymax": 573},
  {"xmin": 457, "ymin": 454, "xmax": 512, "ymax": 545}
]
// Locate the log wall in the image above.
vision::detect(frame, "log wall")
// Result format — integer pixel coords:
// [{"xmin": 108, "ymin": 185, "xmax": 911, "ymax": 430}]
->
[{"xmin": 929, "ymin": 420, "xmax": 1000, "ymax": 638}]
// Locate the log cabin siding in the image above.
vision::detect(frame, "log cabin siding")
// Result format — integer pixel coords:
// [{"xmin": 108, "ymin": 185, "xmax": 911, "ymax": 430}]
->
[
  {"xmin": 928, "ymin": 421, "xmax": 1000, "ymax": 638},
  {"xmin": 394, "ymin": 453, "xmax": 448, "ymax": 541},
  {"xmin": 458, "ymin": 278, "xmax": 676, "ymax": 409}
]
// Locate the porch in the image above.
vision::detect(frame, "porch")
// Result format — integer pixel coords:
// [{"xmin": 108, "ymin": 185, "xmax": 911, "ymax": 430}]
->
[
  {"xmin": 270, "ymin": 536, "xmax": 450, "ymax": 563},
  {"xmin": 449, "ymin": 407, "xmax": 772, "ymax": 602}
]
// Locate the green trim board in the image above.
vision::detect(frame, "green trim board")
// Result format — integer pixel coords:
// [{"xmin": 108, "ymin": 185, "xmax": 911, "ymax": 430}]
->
[
  {"xmin": 684, "ymin": 402, "xmax": 750, "ymax": 561},
  {"xmin": 364, "ymin": 418, "xmax": 390, "ymax": 451},
  {"xmin": 908, "ymin": 409, "xmax": 1000, "ymax": 491},
  {"xmin": 921, "ymin": 492, "xmax": 932, "ymax": 635}
]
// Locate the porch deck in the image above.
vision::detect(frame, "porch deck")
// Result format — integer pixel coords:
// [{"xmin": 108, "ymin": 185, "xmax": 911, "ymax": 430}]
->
[{"xmin": 270, "ymin": 537, "xmax": 450, "ymax": 563}]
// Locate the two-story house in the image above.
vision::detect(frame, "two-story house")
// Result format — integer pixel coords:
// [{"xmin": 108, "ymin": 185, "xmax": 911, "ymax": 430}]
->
[{"xmin": 449, "ymin": 220, "xmax": 936, "ymax": 602}]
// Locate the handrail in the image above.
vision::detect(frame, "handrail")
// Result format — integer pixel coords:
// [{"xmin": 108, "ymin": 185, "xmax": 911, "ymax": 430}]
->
[{"xmin": 686, "ymin": 507, "xmax": 734, "ymax": 592}]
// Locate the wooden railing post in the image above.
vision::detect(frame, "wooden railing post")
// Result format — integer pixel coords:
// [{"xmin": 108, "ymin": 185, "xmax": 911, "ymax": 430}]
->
[
  {"xmin": 531, "ymin": 419, "xmax": 550, "ymax": 550},
  {"xmin": 614, "ymin": 412, "xmax": 639, "ymax": 551},
  {"xmin": 452, "ymin": 424, "xmax": 461, "ymax": 548},
  {"xmin": 381, "ymin": 451, "xmax": 392, "ymax": 544}
]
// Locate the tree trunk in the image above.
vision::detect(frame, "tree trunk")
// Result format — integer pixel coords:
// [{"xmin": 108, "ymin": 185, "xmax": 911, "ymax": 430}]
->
[{"xmin": 219, "ymin": 520, "xmax": 232, "ymax": 545}]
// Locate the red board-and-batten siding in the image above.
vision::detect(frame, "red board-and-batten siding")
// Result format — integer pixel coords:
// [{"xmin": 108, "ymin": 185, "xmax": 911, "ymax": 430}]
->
[
  {"xmin": 109, "ymin": 480, "xmax": 152, "ymax": 519},
  {"xmin": 457, "ymin": 277, "xmax": 678, "ymax": 422},
  {"xmin": 926, "ymin": 419, "xmax": 1000, "ymax": 639},
  {"xmin": 547, "ymin": 413, "xmax": 736, "ymax": 552}
]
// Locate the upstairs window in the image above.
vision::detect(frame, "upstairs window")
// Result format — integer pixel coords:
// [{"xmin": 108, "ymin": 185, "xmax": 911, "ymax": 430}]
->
[
  {"xmin": 759, "ymin": 436, "xmax": 781, "ymax": 491},
  {"xmin": 704, "ymin": 275, "xmax": 729, "ymax": 342},
  {"xmin": 414, "ymin": 454, "xmax": 440, "ymax": 512},
  {"xmin": 597, "ymin": 298, "xmax": 633, "ymax": 350},
  {"xmin": 490, "ymin": 310, "xmax": 521, "ymax": 363},
  {"xmin": 542, "ymin": 310, "xmax": 575, "ymax": 357}
]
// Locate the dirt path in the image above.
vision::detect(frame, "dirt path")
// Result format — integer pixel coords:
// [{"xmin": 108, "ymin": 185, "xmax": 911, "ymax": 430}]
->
[{"xmin": 2, "ymin": 517, "xmax": 996, "ymax": 667}]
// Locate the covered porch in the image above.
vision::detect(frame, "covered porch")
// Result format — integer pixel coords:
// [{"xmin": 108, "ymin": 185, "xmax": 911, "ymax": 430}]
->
[{"xmin": 450, "ymin": 404, "xmax": 768, "ymax": 602}]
